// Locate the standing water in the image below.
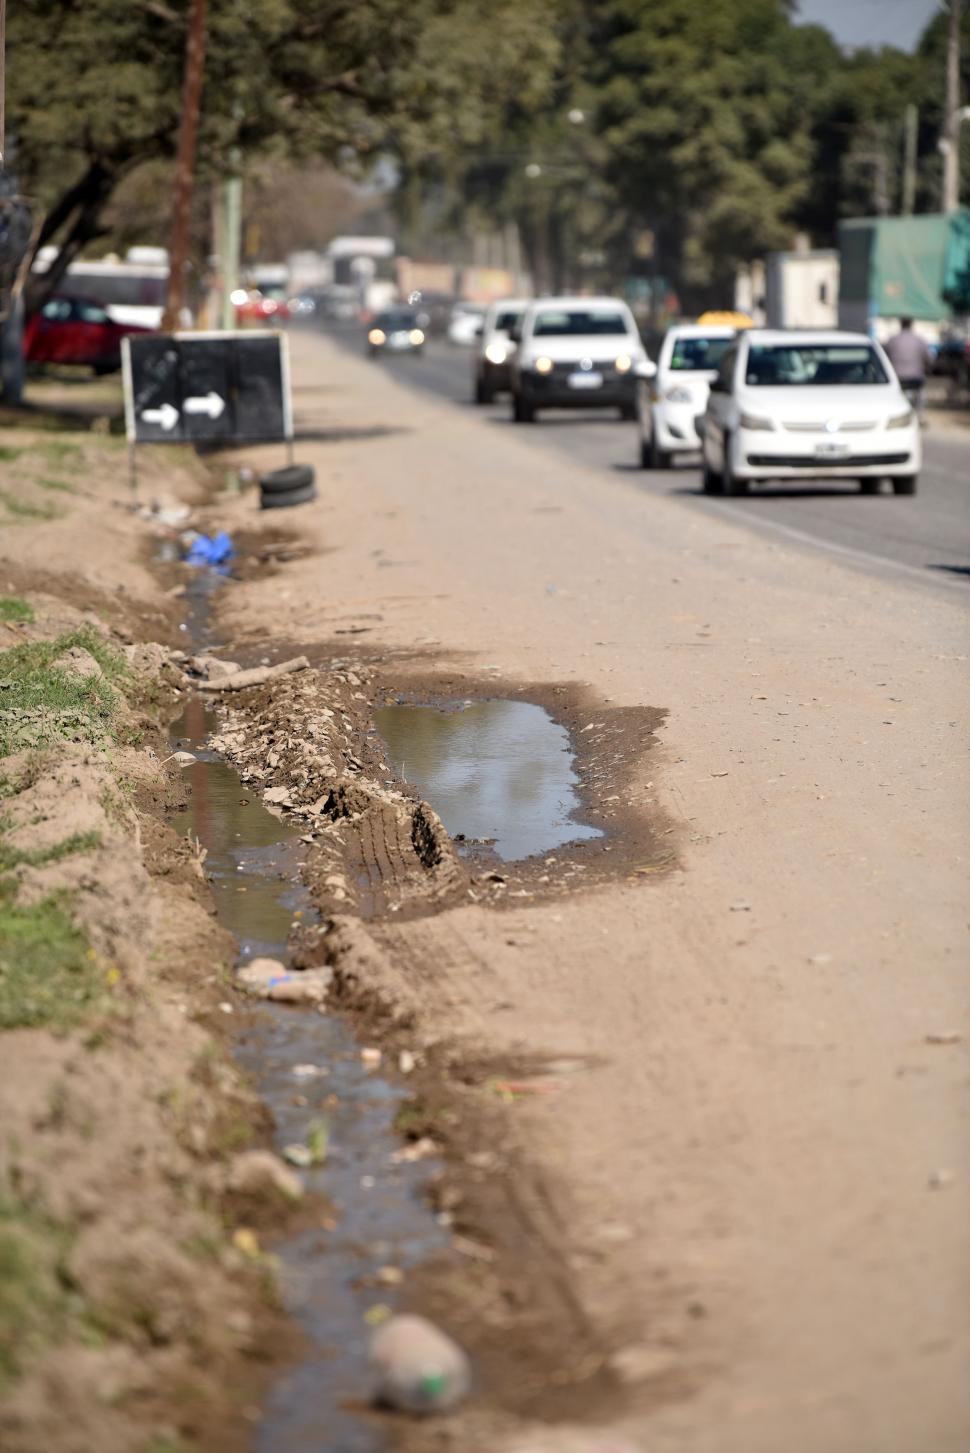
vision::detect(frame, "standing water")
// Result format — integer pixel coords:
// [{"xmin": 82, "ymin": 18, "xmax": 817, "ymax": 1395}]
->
[
  {"xmin": 375, "ymin": 699, "xmax": 602, "ymax": 861},
  {"xmin": 169, "ymin": 595, "xmax": 448, "ymax": 1451}
]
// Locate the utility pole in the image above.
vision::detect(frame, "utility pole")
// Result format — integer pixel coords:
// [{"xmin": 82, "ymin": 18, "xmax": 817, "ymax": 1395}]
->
[
  {"xmin": 942, "ymin": 0, "xmax": 962, "ymax": 213},
  {"xmin": 0, "ymin": 0, "xmax": 6, "ymax": 167},
  {"xmin": 902, "ymin": 104, "xmax": 918, "ymax": 215},
  {"xmin": 219, "ymin": 168, "xmax": 242, "ymax": 331},
  {"xmin": 161, "ymin": 0, "xmax": 207, "ymax": 332}
]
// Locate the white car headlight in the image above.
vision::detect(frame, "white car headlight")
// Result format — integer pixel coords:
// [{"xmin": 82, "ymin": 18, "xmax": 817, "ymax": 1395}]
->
[
  {"xmin": 368, "ymin": 328, "xmax": 386, "ymax": 345},
  {"xmin": 409, "ymin": 329, "xmax": 425, "ymax": 345},
  {"xmin": 663, "ymin": 385, "xmax": 693, "ymax": 403},
  {"xmin": 739, "ymin": 411, "xmax": 775, "ymax": 431},
  {"xmin": 484, "ymin": 341, "xmax": 508, "ymax": 365},
  {"xmin": 887, "ymin": 408, "xmax": 915, "ymax": 429},
  {"xmin": 614, "ymin": 354, "xmax": 632, "ymax": 373},
  {"xmin": 533, "ymin": 356, "xmax": 554, "ymax": 374}
]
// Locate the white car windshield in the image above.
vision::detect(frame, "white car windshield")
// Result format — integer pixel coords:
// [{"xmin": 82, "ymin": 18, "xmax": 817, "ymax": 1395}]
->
[
  {"xmin": 668, "ymin": 336, "xmax": 733, "ymax": 371},
  {"xmin": 745, "ymin": 344, "xmax": 888, "ymax": 386},
  {"xmin": 532, "ymin": 310, "xmax": 629, "ymax": 336},
  {"xmin": 493, "ymin": 309, "xmax": 522, "ymax": 332}
]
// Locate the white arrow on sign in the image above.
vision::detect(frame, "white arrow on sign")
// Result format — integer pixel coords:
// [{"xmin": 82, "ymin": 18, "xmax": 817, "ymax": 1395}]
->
[
  {"xmin": 184, "ymin": 390, "xmax": 226, "ymax": 420},
  {"xmin": 140, "ymin": 402, "xmax": 180, "ymax": 431}
]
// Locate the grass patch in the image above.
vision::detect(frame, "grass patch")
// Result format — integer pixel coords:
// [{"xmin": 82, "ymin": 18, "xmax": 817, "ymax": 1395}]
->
[
  {"xmin": 0, "ymin": 444, "xmax": 22, "ymax": 462},
  {"xmin": 36, "ymin": 476, "xmax": 75, "ymax": 494},
  {"xmin": 0, "ymin": 1193, "xmax": 78, "ymax": 1385},
  {"xmin": 0, "ymin": 596, "xmax": 34, "ymax": 624},
  {"xmin": 38, "ymin": 440, "xmax": 82, "ymax": 465},
  {"xmin": 0, "ymin": 488, "xmax": 62, "ymax": 522},
  {"xmin": 0, "ymin": 879, "xmax": 104, "ymax": 1030},
  {"xmin": 0, "ymin": 829, "xmax": 102, "ymax": 873},
  {"xmin": 0, "ymin": 627, "xmax": 128, "ymax": 756}
]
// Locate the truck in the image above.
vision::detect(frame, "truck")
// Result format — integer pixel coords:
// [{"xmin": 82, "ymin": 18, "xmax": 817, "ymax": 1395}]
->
[{"xmin": 838, "ymin": 212, "xmax": 970, "ymax": 344}]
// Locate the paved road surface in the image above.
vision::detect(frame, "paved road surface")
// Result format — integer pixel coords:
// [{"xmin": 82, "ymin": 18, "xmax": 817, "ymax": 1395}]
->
[{"xmin": 324, "ymin": 324, "xmax": 970, "ymax": 597}]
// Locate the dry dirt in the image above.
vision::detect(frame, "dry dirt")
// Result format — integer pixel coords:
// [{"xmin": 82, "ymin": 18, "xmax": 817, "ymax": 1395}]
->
[{"xmin": 193, "ymin": 329, "xmax": 969, "ymax": 1453}]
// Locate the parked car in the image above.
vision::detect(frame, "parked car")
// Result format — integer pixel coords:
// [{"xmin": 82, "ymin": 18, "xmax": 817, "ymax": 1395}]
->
[
  {"xmin": 472, "ymin": 298, "xmax": 527, "ymax": 403},
  {"xmin": 700, "ymin": 329, "xmax": 921, "ymax": 495},
  {"xmin": 508, "ymin": 296, "xmax": 651, "ymax": 423},
  {"xmin": 24, "ymin": 295, "xmax": 149, "ymax": 373},
  {"xmin": 447, "ymin": 302, "xmax": 485, "ymax": 346},
  {"xmin": 367, "ymin": 307, "xmax": 425, "ymax": 357},
  {"xmin": 234, "ymin": 289, "xmax": 290, "ymax": 324},
  {"xmin": 638, "ymin": 323, "xmax": 737, "ymax": 468}
]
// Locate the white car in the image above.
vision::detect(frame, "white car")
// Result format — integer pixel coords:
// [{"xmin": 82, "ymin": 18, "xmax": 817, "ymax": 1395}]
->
[
  {"xmin": 472, "ymin": 298, "xmax": 528, "ymax": 403},
  {"xmin": 448, "ymin": 302, "xmax": 486, "ymax": 346},
  {"xmin": 509, "ymin": 296, "xmax": 651, "ymax": 423},
  {"xmin": 700, "ymin": 329, "xmax": 921, "ymax": 495},
  {"xmin": 638, "ymin": 324, "xmax": 737, "ymax": 468}
]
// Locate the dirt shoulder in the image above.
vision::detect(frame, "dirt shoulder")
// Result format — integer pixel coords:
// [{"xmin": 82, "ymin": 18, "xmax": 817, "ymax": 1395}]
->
[
  {"xmin": 0, "ymin": 425, "xmax": 302, "ymax": 1453},
  {"xmin": 198, "ymin": 328, "xmax": 969, "ymax": 1452}
]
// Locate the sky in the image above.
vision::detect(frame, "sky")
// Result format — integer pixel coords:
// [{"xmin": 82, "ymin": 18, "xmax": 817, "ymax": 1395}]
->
[{"xmin": 795, "ymin": 0, "xmax": 940, "ymax": 53}]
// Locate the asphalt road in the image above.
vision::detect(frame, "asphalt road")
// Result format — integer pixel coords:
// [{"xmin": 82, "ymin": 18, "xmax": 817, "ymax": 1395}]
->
[{"xmin": 325, "ymin": 324, "xmax": 970, "ymax": 598}]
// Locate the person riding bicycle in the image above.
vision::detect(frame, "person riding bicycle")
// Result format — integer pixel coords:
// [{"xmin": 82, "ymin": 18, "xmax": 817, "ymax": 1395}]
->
[{"xmin": 884, "ymin": 318, "xmax": 932, "ymax": 422}]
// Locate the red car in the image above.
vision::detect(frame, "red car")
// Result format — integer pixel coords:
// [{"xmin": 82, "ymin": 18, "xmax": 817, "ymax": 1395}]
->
[{"xmin": 24, "ymin": 296, "xmax": 149, "ymax": 373}]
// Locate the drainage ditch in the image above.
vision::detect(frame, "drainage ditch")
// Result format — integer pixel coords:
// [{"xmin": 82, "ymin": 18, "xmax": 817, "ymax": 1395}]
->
[{"xmin": 169, "ymin": 579, "xmax": 448, "ymax": 1452}]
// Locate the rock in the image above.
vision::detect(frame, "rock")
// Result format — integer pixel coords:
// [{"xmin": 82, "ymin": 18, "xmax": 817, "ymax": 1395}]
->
[
  {"xmin": 235, "ymin": 958, "xmax": 332, "ymax": 1003},
  {"xmin": 398, "ymin": 1049, "xmax": 416, "ymax": 1075},
  {"xmin": 264, "ymin": 785, "xmax": 294, "ymax": 806},
  {"xmin": 360, "ymin": 1046, "xmax": 382, "ymax": 1068},
  {"xmin": 369, "ymin": 1313, "xmax": 470, "ymax": 1414},
  {"xmin": 607, "ymin": 1343, "xmax": 677, "ymax": 1383},
  {"xmin": 227, "ymin": 1149, "xmax": 304, "ymax": 1202},
  {"xmin": 282, "ymin": 1143, "xmax": 314, "ymax": 1168},
  {"xmin": 53, "ymin": 645, "xmax": 105, "ymax": 680}
]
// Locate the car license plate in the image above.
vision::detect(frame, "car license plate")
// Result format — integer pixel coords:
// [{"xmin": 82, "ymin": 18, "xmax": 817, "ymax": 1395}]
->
[
  {"xmin": 814, "ymin": 440, "xmax": 849, "ymax": 459},
  {"xmin": 567, "ymin": 371, "xmax": 603, "ymax": 389}
]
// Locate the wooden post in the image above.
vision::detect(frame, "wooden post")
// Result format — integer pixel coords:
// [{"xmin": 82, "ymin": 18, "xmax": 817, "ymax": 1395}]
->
[{"xmin": 161, "ymin": 0, "xmax": 207, "ymax": 332}]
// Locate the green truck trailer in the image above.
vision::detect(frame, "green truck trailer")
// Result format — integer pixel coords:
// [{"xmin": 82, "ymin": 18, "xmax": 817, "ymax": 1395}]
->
[{"xmin": 838, "ymin": 211, "xmax": 970, "ymax": 334}]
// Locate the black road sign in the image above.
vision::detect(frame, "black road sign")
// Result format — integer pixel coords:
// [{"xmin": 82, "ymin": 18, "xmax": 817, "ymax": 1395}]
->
[{"xmin": 122, "ymin": 330, "xmax": 292, "ymax": 446}]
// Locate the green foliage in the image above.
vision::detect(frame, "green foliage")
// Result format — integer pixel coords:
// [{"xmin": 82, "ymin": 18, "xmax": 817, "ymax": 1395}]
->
[
  {"xmin": 0, "ymin": 445, "xmax": 23, "ymax": 462},
  {"xmin": 0, "ymin": 1194, "xmax": 77, "ymax": 1384},
  {"xmin": 0, "ymin": 489, "xmax": 63, "ymax": 522},
  {"xmin": 0, "ymin": 880, "xmax": 102, "ymax": 1030},
  {"xmin": 0, "ymin": 831, "xmax": 102, "ymax": 873},
  {"xmin": 0, "ymin": 628, "xmax": 127, "ymax": 756},
  {"xmin": 0, "ymin": 598, "xmax": 34, "ymax": 624}
]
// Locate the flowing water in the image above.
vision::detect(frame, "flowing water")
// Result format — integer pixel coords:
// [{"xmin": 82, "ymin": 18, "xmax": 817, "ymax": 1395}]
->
[
  {"xmin": 169, "ymin": 584, "xmax": 447, "ymax": 1451},
  {"xmin": 375, "ymin": 698, "xmax": 602, "ymax": 861}
]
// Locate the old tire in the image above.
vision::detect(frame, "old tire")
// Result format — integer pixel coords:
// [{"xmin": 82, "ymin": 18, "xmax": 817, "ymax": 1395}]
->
[
  {"xmin": 475, "ymin": 378, "xmax": 494, "ymax": 405},
  {"xmin": 891, "ymin": 475, "xmax": 917, "ymax": 496},
  {"xmin": 260, "ymin": 480, "xmax": 317, "ymax": 510},
  {"xmin": 722, "ymin": 438, "xmax": 749, "ymax": 496},
  {"xmin": 650, "ymin": 436, "xmax": 670, "ymax": 469},
  {"xmin": 260, "ymin": 464, "xmax": 315, "ymax": 496}
]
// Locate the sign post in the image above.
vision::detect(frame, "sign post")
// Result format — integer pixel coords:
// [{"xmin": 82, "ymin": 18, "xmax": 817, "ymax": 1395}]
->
[{"xmin": 121, "ymin": 328, "xmax": 293, "ymax": 491}]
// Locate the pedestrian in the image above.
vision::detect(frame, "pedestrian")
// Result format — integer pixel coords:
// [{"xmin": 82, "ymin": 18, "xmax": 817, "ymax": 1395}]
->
[{"xmin": 883, "ymin": 317, "xmax": 933, "ymax": 423}]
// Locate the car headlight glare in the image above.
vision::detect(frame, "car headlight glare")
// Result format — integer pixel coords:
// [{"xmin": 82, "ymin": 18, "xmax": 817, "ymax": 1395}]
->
[
  {"xmin": 739, "ymin": 410, "xmax": 775, "ymax": 431},
  {"xmin": 614, "ymin": 354, "xmax": 632, "ymax": 373},
  {"xmin": 409, "ymin": 329, "xmax": 425, "ymax": 345},
  {"xmin": 534, "ymin": 356, "xmax": 554, "ymax": 374},
  {"xmin": 368, "ymin": 328, "xmax": 386, "ymax": 345},
  {"xmin": 887, "ymin": 408, "xmax": 914, "ymax": 429},
  {"xmin": 663, "ymin": 385, "xmax": 693, "ymax": 403},
  {"xmin": 484, "ymin": 341, "xmax": 508, "ymax": 365}
]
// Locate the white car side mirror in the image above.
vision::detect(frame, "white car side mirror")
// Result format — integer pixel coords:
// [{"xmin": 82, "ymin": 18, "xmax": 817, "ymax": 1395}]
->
[{"xmin": 635, "ymin": 359, "xmax": 657, "ymax": 380}]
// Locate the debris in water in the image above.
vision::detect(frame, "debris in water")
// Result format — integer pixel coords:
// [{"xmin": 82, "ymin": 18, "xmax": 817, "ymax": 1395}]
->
[
  {"xmin": 182, "ymin": 529, "xmax": 235, "ymax": 567},
  {"xmin": 227, "ymin": 1150, "xmax": 304, "ymax": 1203},
  {"xmin": 360, "ymin": 1046, "xmax": 382, "ymax": 1068},
  {"xmin": 369, "ymin": 1313, "xmax": 471, "ymax": 1414}
]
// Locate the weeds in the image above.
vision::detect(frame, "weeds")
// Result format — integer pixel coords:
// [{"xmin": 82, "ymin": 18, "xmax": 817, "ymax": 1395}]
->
[
  {"xmin": 37, "ymin": 476, "xmax": 75, "ymax": 494},
  {"xmin": 0, "ymin": 830, "xmax": 102, "ymax": 873},
  {"xmin": 0, "ymin": 489, "xmax": 63, "ymax": 522},
  {"xmin": 0, "ymin": 596, "xmax": 34, "ymax": 624},
  {"xmin": 0, "ymin": 444, "xmax": 22, "ymax": 462},
  {"xmin": 0, "ymin": 880, "xmax": 104, "ymax": 1030},
  {"xmin": 0, "ymin": 1193, "xmax": 77, "ymax": 1385},
  {"xmin": 0, "ymin": 627, "xmax": 127, "ymax": 755},
  {"xmin": 38, "ymin": 440, "xmax": 82, "ymax": 464}
]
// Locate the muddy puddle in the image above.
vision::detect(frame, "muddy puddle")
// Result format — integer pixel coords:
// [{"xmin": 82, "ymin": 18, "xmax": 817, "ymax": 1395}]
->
[
  {"xmin": 170, "ymin": 633, "xmax": 448, "ymax": 1450},
  {"xmin": 375, "ymin": 699, "xmax": 602, "ymax": 861}
]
